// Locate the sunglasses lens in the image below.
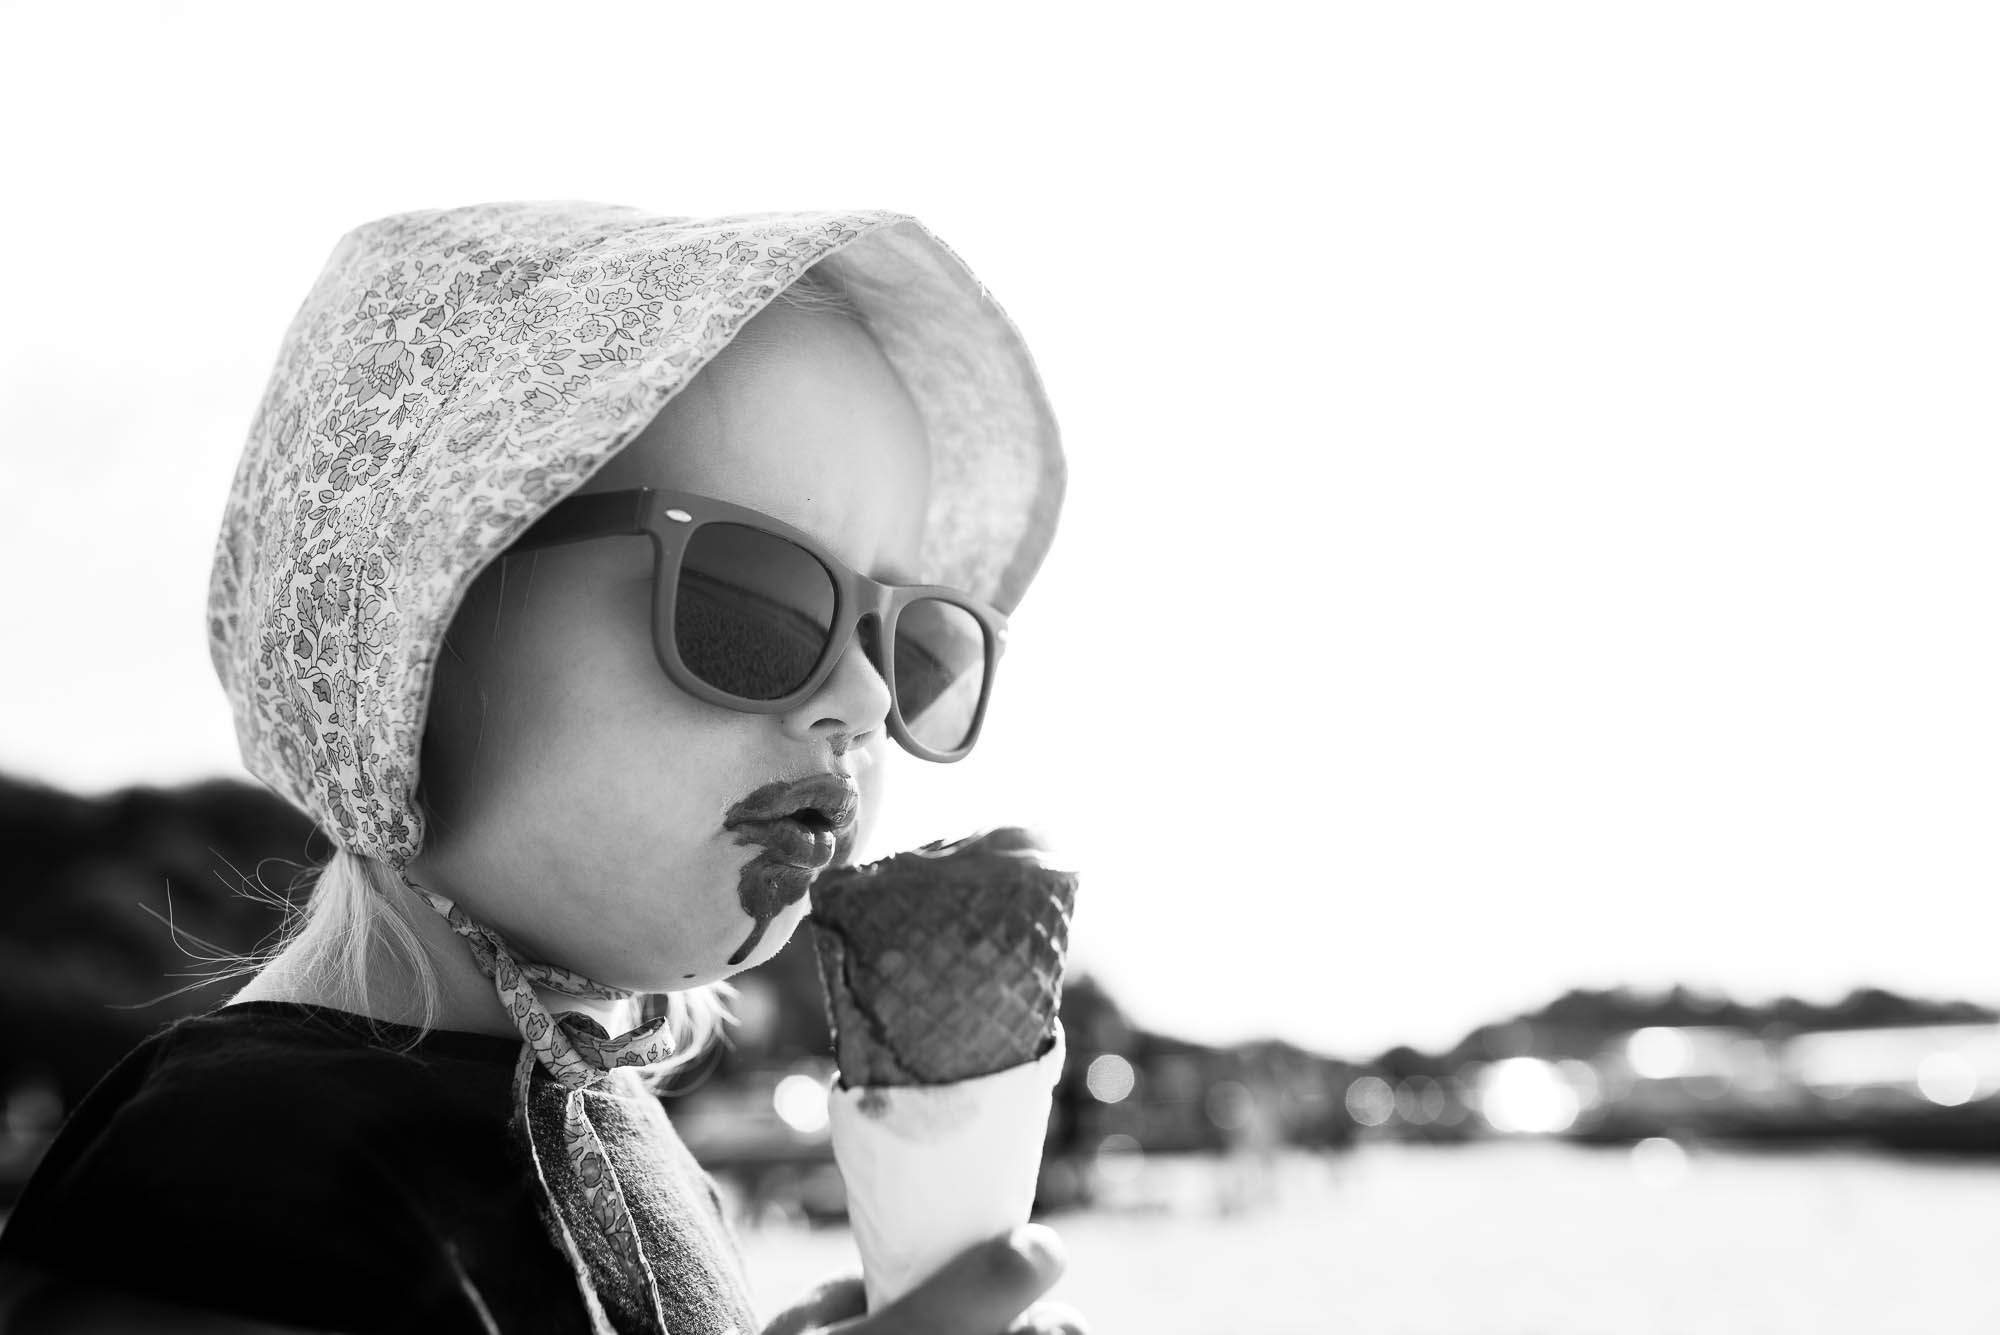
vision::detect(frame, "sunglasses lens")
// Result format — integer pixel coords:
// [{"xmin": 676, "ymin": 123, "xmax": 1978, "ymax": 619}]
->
[
  {"xmin": 895, "ymin": 597, "xmax": 989, "ymax": 753},
  {"xmin": 674, "ymin": 523, "xmax": 836, "ymax": 701}
]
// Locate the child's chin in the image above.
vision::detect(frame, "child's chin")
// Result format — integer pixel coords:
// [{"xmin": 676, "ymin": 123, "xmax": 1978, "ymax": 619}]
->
[{"xmin": 734, "ymin": 902, "xmax": 813, "ymax": 972}]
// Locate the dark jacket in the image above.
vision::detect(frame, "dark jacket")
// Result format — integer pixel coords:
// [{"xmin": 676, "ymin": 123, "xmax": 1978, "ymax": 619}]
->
[{"xmin": 0, "ymin": 1001, "xmax": 758, "ymax": 1334}]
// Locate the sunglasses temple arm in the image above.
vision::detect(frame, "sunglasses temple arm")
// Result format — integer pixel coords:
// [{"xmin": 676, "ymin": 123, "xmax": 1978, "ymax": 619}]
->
[{"xmin": 504, "ymin": 488, "xmax": 656, "ymax": 553}]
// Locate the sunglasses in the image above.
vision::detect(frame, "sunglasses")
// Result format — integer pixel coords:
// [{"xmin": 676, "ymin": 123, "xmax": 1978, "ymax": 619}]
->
[{"xmin": 503, "ymin": 487, "xmax": 1008, "ymax": 762}]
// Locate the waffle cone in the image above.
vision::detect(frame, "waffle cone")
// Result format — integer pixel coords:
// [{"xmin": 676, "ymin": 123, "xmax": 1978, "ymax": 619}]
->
[{"xmin": 808, "ymin": 827, "xmax": 1077, "ymax": 1088}]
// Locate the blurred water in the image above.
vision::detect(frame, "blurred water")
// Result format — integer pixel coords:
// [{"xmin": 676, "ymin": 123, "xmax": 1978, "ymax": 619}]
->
[{"xmin": 735, "ymin": 1140, "xmax": 2000, "ymax": 1333}]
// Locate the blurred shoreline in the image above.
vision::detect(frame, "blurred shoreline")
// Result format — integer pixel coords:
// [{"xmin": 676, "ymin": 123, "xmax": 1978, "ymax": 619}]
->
[
  {"xmin": 5, "ymin": 767, "xmax": 1998, "ymax": 1221},
  {"xmin": 732, "ymin": 1141, "xmax": 1998, "ymax": 1334}
]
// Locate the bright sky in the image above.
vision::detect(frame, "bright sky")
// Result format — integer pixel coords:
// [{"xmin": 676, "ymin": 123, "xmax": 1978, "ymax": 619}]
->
[{"xmin": 3, "ymin": 3, "xmax": 1996, "ymax": 1061}]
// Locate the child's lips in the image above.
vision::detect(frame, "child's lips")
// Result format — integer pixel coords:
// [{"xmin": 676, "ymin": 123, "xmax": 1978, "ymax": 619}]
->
[{"xmin": 731, "ymin": 816, "xmax": 838, "ymax": 871}]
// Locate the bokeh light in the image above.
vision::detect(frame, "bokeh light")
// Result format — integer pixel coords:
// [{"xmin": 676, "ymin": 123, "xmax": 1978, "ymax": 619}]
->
[
  {"xmin": 1205, "ymin": 1080, "xmax": 1252, "ymax": 1131},
  {"xmin": 1395, "ymin": 1076, "xmax": 1446, "ymax": 1126},
  {"xmin": 1916, "ymin": 1052, "xmax": 1978, "ymax": 1107},
  {"xmin": 1344, "ymin": 1076, "xmax": 1395, "ymax": 1128},
  {"xmin": 1086, "ymin": 1053, "xmax": 1137, "ymax": 1104},
  {"xmin": 772, "ymin": 1073, "xmax": 829, "ymax": 1135},
  {"xmin": 1094, "ymin": 1133, "xmax": 1146, "ymax": 1187},
  {"xmin": 1556, "ymin": 1059, "xmax": 1601, "ymax": 1109},
  {"xmin": 1630, "ymin": 1136, "xmax": 1690, "ymax": 1189},
  {"xmin": 1477, "ymin": 1058, "xmax": 1580, "ymax": 1134},
  {"xmin": 1626, "ymin": 1027, "xmax": 1693, "ymax": 1079}
]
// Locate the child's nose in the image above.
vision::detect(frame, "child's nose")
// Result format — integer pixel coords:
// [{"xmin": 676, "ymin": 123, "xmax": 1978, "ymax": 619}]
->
[{"xmin": 784, "ymin": 612, "xmax": 893, "ymax": 753}]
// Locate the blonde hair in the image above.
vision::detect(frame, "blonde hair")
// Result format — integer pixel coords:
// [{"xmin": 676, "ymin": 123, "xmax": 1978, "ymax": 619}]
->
[
  {"xmin": 221, "ymin": 263, "xmax": 876, "ymax": 1086},
  {"xmin": 242, "ymin": 847, "xmax": 736, "ymax": 1092}
]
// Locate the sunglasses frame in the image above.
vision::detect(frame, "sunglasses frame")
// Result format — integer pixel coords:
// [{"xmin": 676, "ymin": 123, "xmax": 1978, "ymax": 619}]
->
[{"xmin": 500, "ymin": 487, "xmax": 1008, "ymax": 762}]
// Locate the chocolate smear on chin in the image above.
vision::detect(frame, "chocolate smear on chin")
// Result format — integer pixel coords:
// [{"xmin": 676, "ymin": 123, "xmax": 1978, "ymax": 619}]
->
[
  {"xmin": 726, "ymin": 918, "xmax": 771, "ymax": 968},
  {"xmin": 723, "ymin": 824, "xmax": 858, "ymax": 967}
]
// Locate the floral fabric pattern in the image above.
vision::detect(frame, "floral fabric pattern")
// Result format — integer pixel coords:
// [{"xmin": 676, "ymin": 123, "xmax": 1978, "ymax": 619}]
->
[{"xmin": 206, "ymin": 200, "xmax": 1065, "ymax": 868}]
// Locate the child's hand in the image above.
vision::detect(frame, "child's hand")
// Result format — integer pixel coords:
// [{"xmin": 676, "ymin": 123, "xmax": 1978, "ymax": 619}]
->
[{"xmin": 759, "ymin": 1223, "xmax": 1088, "ymax": 1334}]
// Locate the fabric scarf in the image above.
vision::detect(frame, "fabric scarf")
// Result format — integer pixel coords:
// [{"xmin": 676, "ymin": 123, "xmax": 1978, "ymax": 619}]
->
[{"xmin": 401, "ymin": 873, "xmax": 684, "ymax": 1335}]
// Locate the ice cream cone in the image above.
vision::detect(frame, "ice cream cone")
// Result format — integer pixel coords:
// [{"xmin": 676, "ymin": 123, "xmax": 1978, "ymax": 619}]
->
[
  {"xmin": 807, "ymin": 826, "xmax": 1078, "ymax": 1309},
  {"xmin": 809, "ymin": 826, "xmax": 1077, "ymax": 1088}
]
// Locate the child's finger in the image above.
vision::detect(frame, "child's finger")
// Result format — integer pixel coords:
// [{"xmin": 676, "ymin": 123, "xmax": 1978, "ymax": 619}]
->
[
  {"xmin": 760, "ymin": 1274, "xmax": 866, "ymax": 1335},
  {"xmin": 848, "ymin": 1224, "xmax": 1065, "ymax": 1335},
  {"xmin": 1006, "ymin": 1297, "xmax": 1091, "ymax": 1335}
]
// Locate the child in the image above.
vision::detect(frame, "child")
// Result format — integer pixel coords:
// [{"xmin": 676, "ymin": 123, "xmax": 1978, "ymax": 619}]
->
[{"xmin": 0, "ymin": 203, "xmax": 1085, "ymax": 1335}]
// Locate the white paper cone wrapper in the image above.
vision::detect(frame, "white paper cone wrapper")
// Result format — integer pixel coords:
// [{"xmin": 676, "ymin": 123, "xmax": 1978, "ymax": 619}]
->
[{"xmin": 827, "ymin": 1018, "xmax": 1067, "ymax": 1312}]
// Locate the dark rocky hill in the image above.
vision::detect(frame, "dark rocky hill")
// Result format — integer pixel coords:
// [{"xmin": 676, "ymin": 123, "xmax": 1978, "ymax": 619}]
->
[{"xmin": 2, "ymin": 770, "xmax": 323, "ymax": 1107}]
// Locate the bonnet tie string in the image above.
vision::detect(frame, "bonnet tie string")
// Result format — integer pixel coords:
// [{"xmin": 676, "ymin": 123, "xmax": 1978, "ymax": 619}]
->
[{"xmin": 403, "ymin": 874, "xmax": 681, "ymax": 1335}]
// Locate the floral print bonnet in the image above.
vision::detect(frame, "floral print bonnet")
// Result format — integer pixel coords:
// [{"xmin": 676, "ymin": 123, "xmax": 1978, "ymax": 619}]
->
[{"xmin": 203, "ymin": 201, "xmax": 1066, "ymax": 1332}]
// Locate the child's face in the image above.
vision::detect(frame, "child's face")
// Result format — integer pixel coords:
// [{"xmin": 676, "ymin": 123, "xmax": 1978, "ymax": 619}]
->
[{"xmin": 409, "ymin": 299, "xmax": 931, "ymax": 989}]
